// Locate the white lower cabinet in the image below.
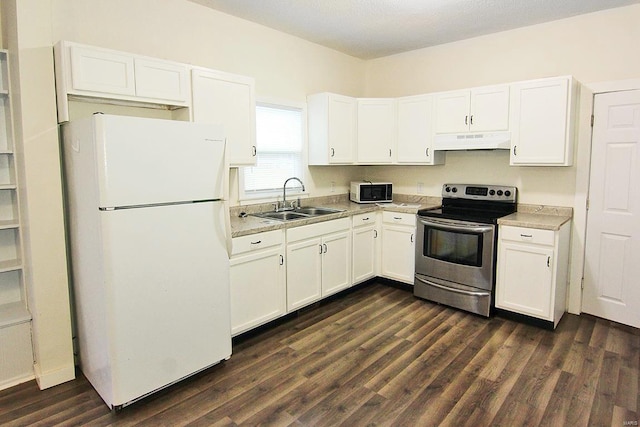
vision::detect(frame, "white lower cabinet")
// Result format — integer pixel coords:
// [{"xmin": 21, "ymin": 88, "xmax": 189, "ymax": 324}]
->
[
  {"xmin": 230, "ymin": 230, "xmax": 286, "ymax": 336},
  {"xmin": 286, "ymin": 218, "xmax": 351, "ymax": 312},
  {"xmin": 495, "ymin": 223, "xmax": 571, "ymax": 328},
  {"xmin": 352, "ymin": 212, "xmax": 379, "ymax": 284},
  {"xmin": 381, "ymin": 212, "xmax": 416, "ymax": 284}
]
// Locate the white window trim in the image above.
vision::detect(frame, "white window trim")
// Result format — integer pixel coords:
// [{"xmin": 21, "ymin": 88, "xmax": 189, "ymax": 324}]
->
[{"xmin": 238, "ymin": 97, "xmax": 308, "ymax": 203}]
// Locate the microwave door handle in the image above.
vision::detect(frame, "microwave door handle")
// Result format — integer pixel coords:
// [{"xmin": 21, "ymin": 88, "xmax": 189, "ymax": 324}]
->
[{"xmin": 419, "ymin": 218, "xmax": 493, "ymax": 234}]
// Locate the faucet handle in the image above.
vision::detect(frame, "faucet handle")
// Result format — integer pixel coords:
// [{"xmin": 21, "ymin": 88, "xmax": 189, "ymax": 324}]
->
[{"xmin": 272, "ymin": 202, "xmax": 279, "ymax": 212}]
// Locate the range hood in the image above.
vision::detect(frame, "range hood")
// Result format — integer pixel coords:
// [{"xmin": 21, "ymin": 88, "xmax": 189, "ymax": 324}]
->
[{"xmin": 433, "ymin": 132, "xmax": 511, "ymax": 151}]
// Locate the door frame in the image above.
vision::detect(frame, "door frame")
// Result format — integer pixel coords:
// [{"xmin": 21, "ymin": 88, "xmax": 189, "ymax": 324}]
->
[{"xmin": 569, "ymin": 78, "xmax": 640, "ymax": 314}]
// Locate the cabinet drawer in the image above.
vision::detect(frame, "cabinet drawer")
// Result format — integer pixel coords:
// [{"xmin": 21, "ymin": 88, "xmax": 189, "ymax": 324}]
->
[
  {"xmin": 287, "ymin": 217, "xmax": 351, "ymax": 243},
  {"xmin": 352, "ymin": 212, "xmax": 377, "ymax": 227},
  {"xmin": 500, "ymin": 226, "xmax": 554, "ymax": 246},
  {"xmin": 232, "ymin": 230, "xmax": 283, "ymax": 256},
  {"xmin": 382, "ymin": 211, "xmax": 416, "ymax": 227}
]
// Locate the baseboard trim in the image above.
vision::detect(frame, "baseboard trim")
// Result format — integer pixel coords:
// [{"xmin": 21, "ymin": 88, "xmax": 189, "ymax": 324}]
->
[{"xmin": 34, "ymin": 362, "xmax": 76, "ymax": 390}]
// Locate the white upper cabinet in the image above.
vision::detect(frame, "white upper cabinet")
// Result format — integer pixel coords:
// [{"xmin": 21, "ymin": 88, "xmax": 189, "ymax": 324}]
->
[
  {"xmin": 396, "ymin": 94, "xmax": 445, "ymax": 165},
  {"xmin": 308, "ymin": 93, "xmax": 356, "ymax": 165},
  {"xmin": 435, "ymin": 84, "xmax": 510, "ymax": 134},
  {"xmin": 509, "ymin": 76, "xmax": 576, "ymax": 166},
  {"xmin": 55, "ymin": 41, "xmax": 190, "ymax": 122},
  {"xmin": 191, "ymin": 68, "xmax": 257, "ymax": 166},
  {"xmin": 133, "ymin": 58, "xmax": 190, "ymax": 102},
  {"xmin": 357, "ymin": 98, "xmax": 396, "ymax": 164}
]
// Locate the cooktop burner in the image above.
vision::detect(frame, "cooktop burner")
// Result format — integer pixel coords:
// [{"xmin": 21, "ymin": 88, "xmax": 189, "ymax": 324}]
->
[{"xmin": 418, "ymin": 184, "xmax": 517, "ymax": 224}]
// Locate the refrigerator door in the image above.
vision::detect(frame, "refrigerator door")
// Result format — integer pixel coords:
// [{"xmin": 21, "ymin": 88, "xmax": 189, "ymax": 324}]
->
[
  {"xmin": 92, "ymin": 115, "xmax": 226, "ymax": 208},
  {"xmin": 99, "ymin": 201, "xmax": 231, "ymax": 406}
]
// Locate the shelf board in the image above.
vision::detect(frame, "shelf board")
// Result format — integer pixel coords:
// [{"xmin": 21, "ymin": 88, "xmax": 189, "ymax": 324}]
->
[
  {"xmin": 0, "ymin": 259, "xmax": 22, "ymax": 273},
  {"xmin": 0, "ymin": 184, "xmax": 17, "ymax": 190},
  {"xmin": 0, "ymin": 150, "xmax": 14, "ymax": 155},
  {"xmin": 0, "ymin": 90, "xmax": 8, "ymax": 96},
  {"xmin": 0, "ymin": 220, "xmax": 19, "ymax": 230},
  {"xmin": 0, "ymin": 301, "xmax": 31, "ymax": 329}
]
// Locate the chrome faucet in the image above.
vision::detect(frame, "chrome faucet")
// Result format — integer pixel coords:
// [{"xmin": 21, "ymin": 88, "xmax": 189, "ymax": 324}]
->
[{"xmin": 281, "ymin": 177, "xmax": 305, "ymax": 211}]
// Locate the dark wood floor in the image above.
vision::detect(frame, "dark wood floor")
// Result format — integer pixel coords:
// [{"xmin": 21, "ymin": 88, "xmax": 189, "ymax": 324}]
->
[{"xmin": 1, "ymin": 282, "xmax": 638, "ymax": 426}]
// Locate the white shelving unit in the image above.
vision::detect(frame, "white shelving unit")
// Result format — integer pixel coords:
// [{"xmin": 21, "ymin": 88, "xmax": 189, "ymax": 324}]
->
[{"xmin": 0, "ymin": 49, "xmax": 33, "ymax": 390}]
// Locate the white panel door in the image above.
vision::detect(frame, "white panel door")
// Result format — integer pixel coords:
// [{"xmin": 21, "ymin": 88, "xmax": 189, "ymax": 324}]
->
[
  {"xmin": 435, "ymin": 90, "xmax": 470, "ymax": 134},
  {"xmin": 134, "ymin": 58, "xmax": 189, "ymax": 102},
  {"xmin": 321, "ymin": 230, "xmax": 352, "ymax": 296},
  {"xmin": 582, "ymin": 90, "xmax": 640, "ymax": 328},
  {"xmin": 357, "ymin": 99, "xmax": 396, "ymax": 163},
  {"xmin": 470, "ymin": 85, "xmax": 510, "ymax": 132},
  {"xmin": 191, "ymin": 69, "xmax": 256, "ymax": 166},
  {"xmin": 327, "ymin": 94, "xmax": 357, "ymax": 163},
  {"xmin": 94, "ymin": 115, "xmax": 225, "ymax": 207},
  {"xmin": 101, "ymin": 202, "xmax": 231, "ymax": 406},
  {"xmin": 286, "ymin": 238, "xmax": 322, "ymax": 311},
  {"xmin": 69, "ymin": 45, "xmax": 135, "ymax": 96}
]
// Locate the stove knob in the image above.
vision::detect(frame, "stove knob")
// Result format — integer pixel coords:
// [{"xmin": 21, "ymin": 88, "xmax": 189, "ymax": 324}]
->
[
  {"xmin": 496, "ymin": 190, "xmax": 503, "ymax": 196},
  {"xmin": 505, "ymin": 190, "xmax": 511, "ymax": 197},
  {"xmin": 451, "ymin": 187, "xmax": 458, "ymax": 193},
  {"xmin": 489, "ymin": 189, "xmax": 496, "ymax": 196},
  {"xmin": 445, "ymin": 186, "xmax": 451, "ymax": 193}
]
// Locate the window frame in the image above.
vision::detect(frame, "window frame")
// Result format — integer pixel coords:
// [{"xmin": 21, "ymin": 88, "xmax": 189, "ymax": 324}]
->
[{"xmin": 238, "ymin": 98, "xmax": 308, "ymax": 203}]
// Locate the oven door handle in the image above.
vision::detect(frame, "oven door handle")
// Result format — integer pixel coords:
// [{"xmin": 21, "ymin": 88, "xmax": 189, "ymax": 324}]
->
[
  {"xmin": 418, "ymin": 218, "xmax": 494, "ymax": 234},
  {"xmin": 415, "ymin": 276, "xmax": 490, "ymax": 297}
]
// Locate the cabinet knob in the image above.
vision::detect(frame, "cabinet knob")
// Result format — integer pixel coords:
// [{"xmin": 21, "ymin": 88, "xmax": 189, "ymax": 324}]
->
[
  {"xmin": 374, "ymin": 230, "xmax": 378, "ymax": 238},
  {"xmin": 331, "ymin": 148, "xmax": 335, "ymax": 157},
  {"xmin": 425, "ymin": 148, "xmax": 429, "ymax": 157},
  {"xmin": 513, "ymin": 145, "xmax": 517, "ymax": 156},
  {"xmin": 410, "ymin": 233, "xmax": 414, "ymax": 243},
  {"xmin": 547, "ymin": 256, "xmax": 551, "ymax": 267},
  {"xmin": 470, "ymin": 115, "xmax": 473, "ymax": 125},
  {"xmin": 465, "ymin": 115, "xmax": 468, "ymax": 125},
  {"xmin": 280, "ymin": 255, "xmax": 284, "ymax": 265},
  {"xmin": 252, "ymin": 145, "xmax": 257, "ymax": 156}
]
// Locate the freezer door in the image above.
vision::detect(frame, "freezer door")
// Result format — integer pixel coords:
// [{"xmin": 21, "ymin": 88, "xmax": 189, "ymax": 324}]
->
[
  {"xmin": 99, "ymin": 201, "xmax": 231, "ymax": 406},
  {"xmin": 94, "ymin": 115, "xmax": 226, "ymax": 207}
]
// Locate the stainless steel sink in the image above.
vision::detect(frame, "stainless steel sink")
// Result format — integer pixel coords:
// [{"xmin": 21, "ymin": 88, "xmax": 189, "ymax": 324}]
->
[
  {"xmin": 251, "ymin": 206, "xmax": 344, "ymax": 221},
  {"xmin": 295, "ymin": 207, "xmax": 343, "ymax": 216},
  {"xmin": 253, "ymin": 211, "xmax": 310, "ymax": 221}
]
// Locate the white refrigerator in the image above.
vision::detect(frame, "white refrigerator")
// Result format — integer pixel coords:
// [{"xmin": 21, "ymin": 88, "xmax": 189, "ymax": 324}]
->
[{"xmin": 61, "ymin": 114, "xmax": 232, "ymax": 410}]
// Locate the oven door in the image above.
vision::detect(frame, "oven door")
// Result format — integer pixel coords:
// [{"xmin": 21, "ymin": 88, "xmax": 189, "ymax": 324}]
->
[{"xmin": 415, "ymin": 216, "xmax": 495, "ymax": 291}]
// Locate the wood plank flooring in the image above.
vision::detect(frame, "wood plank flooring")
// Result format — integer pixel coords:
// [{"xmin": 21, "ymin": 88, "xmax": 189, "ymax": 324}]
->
[{"xmin": 1, "ymin": 282, "xmax": 638, "ymax": 426}]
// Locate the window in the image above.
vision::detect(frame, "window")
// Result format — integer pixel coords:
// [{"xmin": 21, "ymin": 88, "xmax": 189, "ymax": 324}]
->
[{"xmin": 241, "ymin": 103, "xmax": 304, "ymax": 200}]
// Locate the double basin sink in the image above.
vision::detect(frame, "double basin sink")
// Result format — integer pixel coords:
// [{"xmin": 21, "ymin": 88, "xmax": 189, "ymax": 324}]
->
[{"xmin": 252, "ymin": 207, "xmax": 344, "ymax": 221}]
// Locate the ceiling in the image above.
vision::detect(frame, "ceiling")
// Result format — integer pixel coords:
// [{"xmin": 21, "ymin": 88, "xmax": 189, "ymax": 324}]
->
[{"xmin": 189, "ymin": 0, "xmax": 640, "ymax": 59}]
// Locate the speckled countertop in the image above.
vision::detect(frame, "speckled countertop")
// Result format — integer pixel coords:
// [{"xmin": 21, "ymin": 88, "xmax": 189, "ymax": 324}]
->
[
  {"xmin": 497, "ymin": 204, "xmax": 573, "ymax": 231},
  {"xmin": 230, "ymin": 194, "xmax": 441, "ymax": 238}
]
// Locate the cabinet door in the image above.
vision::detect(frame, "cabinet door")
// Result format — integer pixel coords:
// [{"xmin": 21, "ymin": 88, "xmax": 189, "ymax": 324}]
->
[
  {"xmin": 396, "ymin": 95, "xmax": 443, "ymax": 165},
  {"xmin": 357, "ymin": 99, "xmax": 396, "ymax": 163},
  {"xmin": 381, "ymin": 225, "xmax": 415, "ymax": 284},
  {"xmin": 470, "ymin": 85, "xmax": 509, "ymax": 132},
  {"xmin": 192, "ymin": 69, "xmax": 256, "ymax": 166},
  {"xmin": 69, "ymin": 45, "xmax": 135, "ymax": 96},
  {"xmin": 134, "ymin": 58, "xmax": 189, "ymax": 103},
  {"xmin": 435, "ymin": 90, "xmax": 470, "ymax": 134},
  {"xmin": 495, "ymin": 241, "xmax": 554, "ymax": 320},
  {"xmin": 286, "ymin": 237, "xmax": 322, "ymax": 311},
  {"xmin": 321, "ymin": 230, "xmax": 352, "ymax": 296},
  {"xmin": 352, "ymin": 225, "xmax": 377, "ymax": 284},
  {"xmin": 328, "ymin": 94, "xmax": 357, "ymax": 164},
  {"xmin": 509, "ymin": 77, "xmax": 571, "ymax": 165},
  {"xmin": 230, "ymin": 247, "xmax": 285, "ymax": 336}
]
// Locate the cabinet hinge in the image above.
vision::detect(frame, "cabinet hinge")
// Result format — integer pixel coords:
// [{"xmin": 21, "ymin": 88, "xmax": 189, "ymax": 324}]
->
[
  {"xmin": 581, "ymin": 278, "xmax": 585, "ymax": 290},
  {"xmin": 590, "ymin": 114, "xmax": 594, "ymax": 127},
  {"xmin": 586, "ymin": 199, "xmax": 590, "ymax": 210}
]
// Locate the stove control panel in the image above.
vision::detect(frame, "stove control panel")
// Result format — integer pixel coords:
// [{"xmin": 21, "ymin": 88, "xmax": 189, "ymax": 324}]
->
[{"xmin": 442, "ymin": 184, "xmax": 517, "ymax": 203}]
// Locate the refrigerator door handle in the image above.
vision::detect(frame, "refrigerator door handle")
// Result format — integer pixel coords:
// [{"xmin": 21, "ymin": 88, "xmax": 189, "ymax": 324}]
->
[{"xmin": 222, "ymin": 138, "xmax": 233, "ymax": 257}]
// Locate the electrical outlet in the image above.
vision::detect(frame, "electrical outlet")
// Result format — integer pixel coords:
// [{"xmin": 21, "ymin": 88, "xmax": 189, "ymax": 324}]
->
[
  {"xmin": 330, "ymin": 181, "xmax": 335, "ymax": 192},
  {"xmin": 417, "ymin": 182, "xmax": 424, "ymax": 194}
]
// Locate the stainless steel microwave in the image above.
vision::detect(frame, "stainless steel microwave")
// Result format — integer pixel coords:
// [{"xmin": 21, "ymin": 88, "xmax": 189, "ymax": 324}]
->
[{"xmin": 350, "ymin": 181, "xmax": 392, "ymax": 204}]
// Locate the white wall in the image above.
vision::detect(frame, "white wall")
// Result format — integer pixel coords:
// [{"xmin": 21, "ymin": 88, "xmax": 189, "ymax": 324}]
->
[
  {"xmin": 362, "ymin": 4, "xmax": 640, "ymax": 206},
  {"xmin": 50, "ymin": 0, "xmax": 368, "ymax": 204}
]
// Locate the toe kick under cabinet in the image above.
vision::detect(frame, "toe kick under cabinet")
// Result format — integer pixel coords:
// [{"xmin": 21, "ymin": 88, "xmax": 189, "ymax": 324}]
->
[{"xmin": 495, "ymin": 222, "xmax": 570, "ymax": 328}]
